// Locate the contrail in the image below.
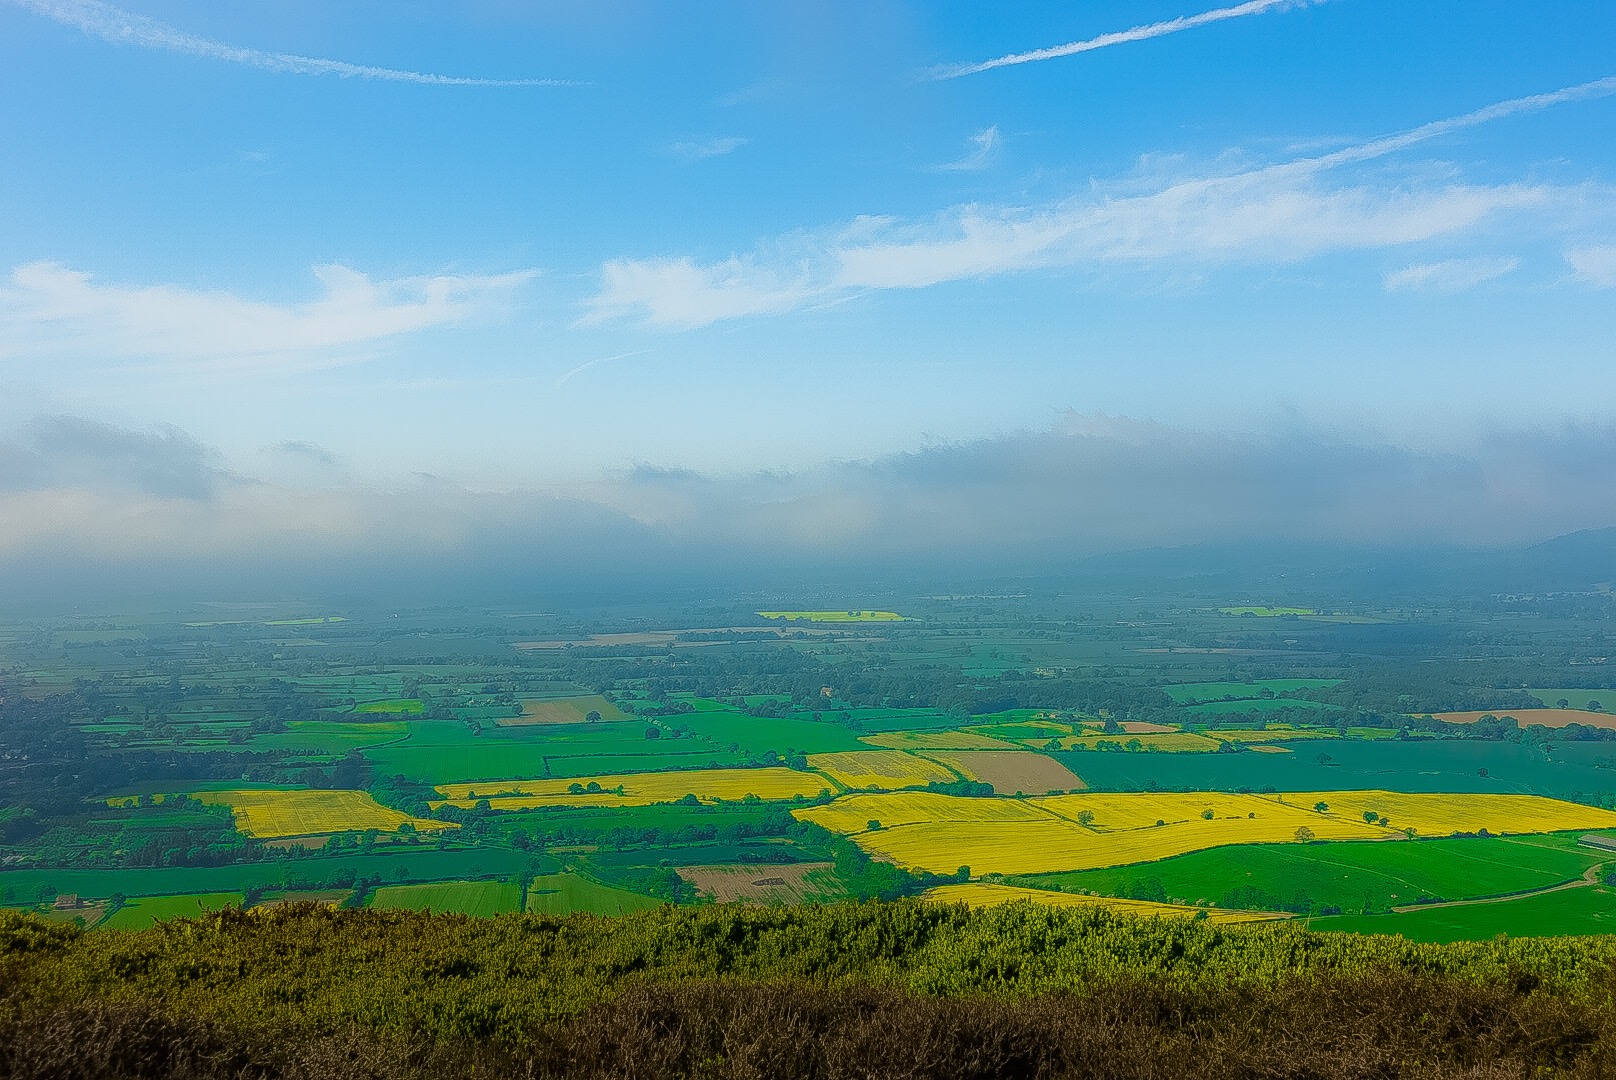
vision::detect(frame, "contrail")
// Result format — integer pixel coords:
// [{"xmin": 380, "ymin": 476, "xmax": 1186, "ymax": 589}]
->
[
  {"xmin": 932, "ymin": 0, "xmax": 1323, "ymax": 79},
  {"xmin": 556, "ymin": 351, "xmax": 645, "ymax": 388},
  {"xmin": 12, "ymin": 0, "xmax": 570, "ymax": 86}
]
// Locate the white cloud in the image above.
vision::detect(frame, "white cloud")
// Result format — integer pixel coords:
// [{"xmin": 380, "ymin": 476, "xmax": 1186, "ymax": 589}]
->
[
  {"xmin": 1566, "ymin": 244, "xmax": 1616, "ymax": 287},
  {"xmin": 1383, "ymin": 256, "xmax": 1518, "ymax": 293},
  {"xmin": 932, "ymin": 126, "xmax": 1001, "ymax": 172},
  {"xmin": 670, "ymin": 136, "xmax": 748, "ymax": 161},
  {"xmin": 932, "ymin": 0, "xmax": 1323, "ymax": 79},
  {"xmin": 585, "ymin": 77, "xmax": 1616, "ymax": 330},
  {"xmin": 12, "ymin": 0, "xmax": 568, "ymax": 86},
  {"xmin": 0, "ymin": 262, "xmax": 536, "ymax": 371}
]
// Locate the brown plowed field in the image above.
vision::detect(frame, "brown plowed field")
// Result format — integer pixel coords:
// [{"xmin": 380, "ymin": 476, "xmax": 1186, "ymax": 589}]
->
[{"xmin": 1431, "ymin": 709, "xmax": 1616, "ymax": 730}]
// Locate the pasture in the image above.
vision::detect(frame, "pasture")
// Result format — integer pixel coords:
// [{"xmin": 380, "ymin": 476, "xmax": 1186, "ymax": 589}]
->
[
  {"xmin": 1019, "ymin": 834, "xmax": 1604, "ymax": 913},
  {"xmin": 503, "ymin": 694, "xmax": 630, "ymax": 726},
  {"xmin": 1063, "ymin": 731, "xmax": 1222, "ymax": 752},
  {"xmin": 353, "ymin": 699, "xmax": 424, "ymax": 715},
  {"xmin": 756, "ymin": 611, "xmax": 905, "ymax": 622},
  {"xmin": 1163, "ymin": 679, "xmax": 1341, "ymax": 704},
  {"xmin": 677, "ymin": 862, "xmax": 844, "ymax": 904},
  {"xmin": 192, "ymin": 789, "xmax": 456, "ymax": 838},
  {"xmin": 806, "ymin": 750, "xmax": 956, "ymax": 791},
  {"xmin": 922, "ymin": 882, "xmax": 1281, "ymax": 924},
  {"xmin": 862, "ymin": 730, "xmax": 1019, "ymax": 751},
  {"xmin": 1312, "ymin": 881, "xmax": 1616, "ymax": 941},
  {"xmin": 525, "ymin": 873, "xmax": 663, "ymax": 916},
  {"xmin": 369, "ymin": 880, "xmax": 523, "ymax": 917},
  {"xmin": 434, "ymin": 766, "xmax": 833, "ymax": 809},
  {"xmin": 96, "ymin": 893, "xmax": 244, "ymax": 930},
  {"xmin": 918, "ymin": 750, "xmax": 1084, "ymax": 794}
]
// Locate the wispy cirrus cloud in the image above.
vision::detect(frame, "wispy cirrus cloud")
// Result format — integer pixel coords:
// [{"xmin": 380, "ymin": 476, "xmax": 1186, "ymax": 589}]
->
[
  {"xmin": 0, "ymin": 262, "xmax": 536, "ymax": 371},
  {"xmin": 1566, "ymin": 244, "xmax": 1616, "ymax": 287},
  {"xmin": 10, "ymin": 0, "xmax": 570, "ymax": 86},
  {"xmin": 1383, "ymin": 256, "xmax": 1518, "ymax": 293},
  {"xmin": 931, "ymin": 0, "xmax": 1324, "ymax": 80},
  {"xmin": 670, "ymin": 136, "xmax": 748, "ymax": 161},
  {"xmin": 583, "ymin": 77, "xmax": 1616, "ymax": 330},
  {"xmin": 932, "ymin": 126, "xmax": 1001, "ymax": 172}
]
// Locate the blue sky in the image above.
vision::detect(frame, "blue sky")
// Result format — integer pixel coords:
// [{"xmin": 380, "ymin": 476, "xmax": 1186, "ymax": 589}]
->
[{"xmin": 1, "ymin": 1, "xmax": 1614, "ymax": 572}]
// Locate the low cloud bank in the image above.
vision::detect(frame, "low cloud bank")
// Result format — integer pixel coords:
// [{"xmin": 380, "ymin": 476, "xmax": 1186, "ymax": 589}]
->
[{"xmin": 1, "ymin": 412, "xmax": 1614, "ymax": 593}]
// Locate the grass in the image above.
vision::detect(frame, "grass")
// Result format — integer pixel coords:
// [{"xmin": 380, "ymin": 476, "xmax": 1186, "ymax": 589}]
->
[
  {"xmin": 918, "ymin": 750, "xmax": 1084, "ymax": 794},
  {"xmin": 1063, "ymin": 732, "xmax": 1224, "ymax": 752},
  {"xmin": 524, "ymin": 872, "xmax": 663, "ymax": 915},
  {"xmin": 369, "ymin": 880, "xmax": 523, "ymax": 916},
  {"xmin": 1312, "ymin": 882, "xmax": 1616, "ymax": 941},
  {"xmin": 95, "ymin": 893, "xmax": 244, "ymax": 930},
  {"xmin": 668, "ymin": 706, "xmax": 869, "ymax": 756},
  {"xmin": 504, "ymin": 694, "xmax": 630, "ymax": 726},
  {"xmin": 1163, "ymin": 680, "xmax": 1341, "ymax": 704},
  {"xmin": 756, "ymin": 611, "xmax": 905, "ymax": 622},
  {"xmin": 861, "ymin": 730, "xmax": 1019, "ymax": 751},
  {"xmin": 1, "ymin": 849, "xmax": 546, "ymax": 908},
  {"xmin": 1052, "ymin": 737, "xmax": 1616, "ymax": 799},
  {"xmin": 806, "ymin": 750, "xmax": 956, "ymax": 791},
  {"xmin": 677, "ymin": 862, "xmax": 845, "ymax": 904},
  {"xmin": 192, "ymin": 789, "xmax": 456, "ymax": 838},
  {"xmin": 922, "ymin": 882, "xmax": 1279, "ymax": 923},
  {"xmin": 1219, "ymin": 607, "xmax": 1318, "ymax": 617},
  {"xmin": 1017, "ymin": 835, "xmax": 1605, "ymax": 913},
  {"xmin": 354, "ymin": 699, "xmax": 425, "ymax": 715},
  {"xmin": 434, "ymin": 766, "xmax": 833, "ymax": 808},
  {"xmin": 1527, "ymin": 689, "xmax": 1615, "ymax": 710}
]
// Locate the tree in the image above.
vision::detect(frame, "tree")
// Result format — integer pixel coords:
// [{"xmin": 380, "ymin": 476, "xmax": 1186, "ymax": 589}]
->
[
  {"xmin": 586, "ymin": 710, "xmax": 603, "ymax": 723},
  {"xmin": 1076, "ymin": 809, "xmax": 1095, "ymax": 826},
  {"xmin": 866, "ymin": 819, "xmax": 883, "ymax": 831},
  {"xmin": 1295, "ymin": 826, "xmax": 1316, "ymax": 842},
  {"xmin": 1201, "ymin": 808, "xmax": 1215, "ymax": 820},
  {"xmin": 1313, "ymin": 801, "xmax": 1329, "ymax": 813},
  {"xmin": 1363, "ymin": 810, "xmax": 1378, "ymax": 824}
]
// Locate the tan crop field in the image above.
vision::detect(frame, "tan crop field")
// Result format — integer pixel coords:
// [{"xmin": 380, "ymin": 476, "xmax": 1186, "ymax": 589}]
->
[
  {"xmin": 918, "ymin": 751, "xmax": 1084, "ymax": 794},
  {"xmin": 434, "ymin": 766, "xmax": 832, "ymax": 809},
  {"xmin": 499, "ymin": 694, "xmax": 631, "ymax": 726},
  {"xmin": 1431, "ymin": 709, "xmax": 1616, "ymax": 731},
  {"xmin": 861, "ymin": 730, "xmax": 1020, "ymax": 751},
  {"xmin": 793, "ymin": 790, "xmax": 1616, "ymax": 876},
  {"xmin": 807, "ymin": 750, "xmax": 957, "ymax": 791},
  {"xmin": 677, "ymin": 862, "xmax": 844, "ymax": 904},
  {"xmin": 193, "ymin": 789, "xmax": 455, "ymax": 839},
  {"xmin": 923, "ymin": 883, "xmax": 1283, "ymax": 923}
]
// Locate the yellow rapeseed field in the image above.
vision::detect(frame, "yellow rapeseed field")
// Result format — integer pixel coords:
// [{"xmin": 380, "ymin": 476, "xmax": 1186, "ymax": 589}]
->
[
  {"xmin": 860, "ymin": 730, "xmax": 1020, "ymax": 751},
  {"xmin": 806, "ymin": 751, "xmax": 957, "ymax": 791},
  {"xmin": 922, "ymin": 882, "xmax": 1283, "ymax": 924},
  {"xmin": 1276, "ymin": 791, "xmax": 1616, "ymax": 836},
  {"xmin": 435, "ymin": 767, "xmax": 832, "ymax": 809},
  {"xmin": 793, "ymin": 790, "xmax": 1053, "ymax": 833},
  {"xmin": 193, "ymin": 790, "xmax": 455, "ymax": 839},
  {"xmin": 793, "ymin": 789, "xmax": 1616, "ymax": 876}
]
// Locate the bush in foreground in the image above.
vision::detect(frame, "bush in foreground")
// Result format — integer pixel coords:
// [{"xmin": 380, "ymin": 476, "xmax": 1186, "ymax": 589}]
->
[{"xmin": 3, "ymin": 901, "xmax": 1616, "ymax": 1077}]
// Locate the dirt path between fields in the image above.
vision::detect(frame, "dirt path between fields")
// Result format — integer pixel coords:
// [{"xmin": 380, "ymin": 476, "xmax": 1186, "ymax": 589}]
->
[{"xmin": 1389, "ymin": 862, "xmax": 1605, "ymax": 914}]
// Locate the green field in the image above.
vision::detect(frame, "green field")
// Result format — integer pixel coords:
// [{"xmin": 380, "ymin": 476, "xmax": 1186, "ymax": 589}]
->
[
  {"xmin": 525, "ymin": 873, "xmax": 663, "ymax": 915},
  {"xmin": 1220, "ymin": 607, "xmax": 1317, "ymax": 617},
  {"xmin": 369, "ymin": 880, "xmax": 523, "ymax": 916},
  {"xmin": 1163, "ymin": 680, "xmax": 1342, "ymax": 705},
  {"xmin": 96, "ymin": 893, "xmax": 244, "ymax": 930},
  {"xmin": 354, "ymin": 699, "xmax": 425, "ymax": 715},
  {"xmin": 1528, "ymin": 689, "xmax": 1614, "ymax": 710},
  {"xmin": 1182, "ymin": 699, "xmax": 1345, "ymax": 717},
  {"xmin": 1313, "ymin": 881, "xmax": 1616, "ymax": 941},
  {"xmin": 1056, "ymin": 738, "xmax": 1616, "ymax": 799},
  {"xmin": 0, "ymin": 848, "xmax": 545, "ymax": 904},
  {"xmin": 1015, "ymin": 834, "xmax": 1604, "ymax": 914},
  {"xmin": 666, "ymin": 706, "xmax": 868, "ymax": 756}
]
